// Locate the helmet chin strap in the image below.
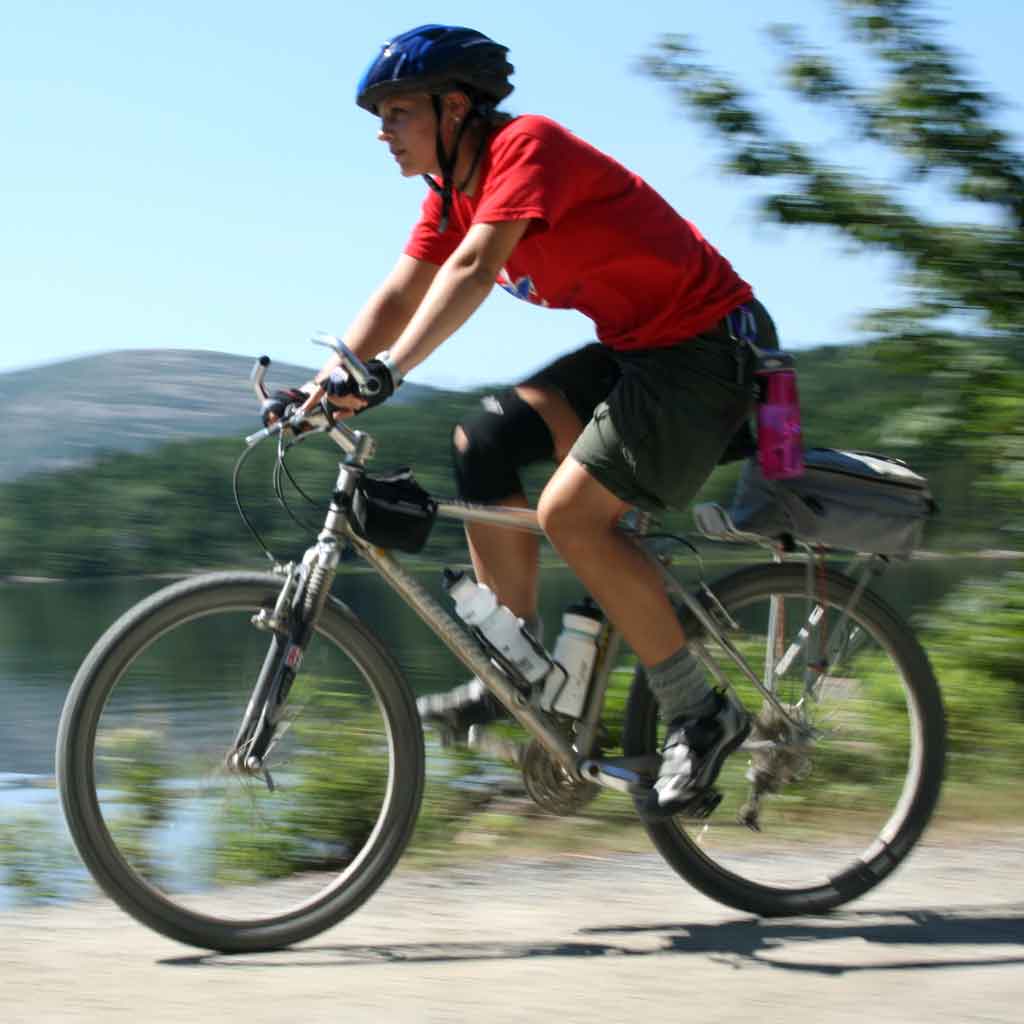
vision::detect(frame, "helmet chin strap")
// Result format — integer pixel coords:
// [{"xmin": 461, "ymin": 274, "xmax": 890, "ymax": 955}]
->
[{"xmin": 422, "ymin": 95, "xmax": 490, "ymax": 233}]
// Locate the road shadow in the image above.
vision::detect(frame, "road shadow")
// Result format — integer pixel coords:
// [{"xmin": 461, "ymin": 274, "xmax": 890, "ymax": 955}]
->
[{"xmin": 162, "ymin": 902, "xmax": 1024, "ymax": 974}]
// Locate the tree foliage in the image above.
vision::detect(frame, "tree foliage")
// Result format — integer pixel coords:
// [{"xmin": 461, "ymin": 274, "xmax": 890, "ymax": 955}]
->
[{"xmin": 640, "ymin": 0, "xmax": 1024, "ymax": 514}]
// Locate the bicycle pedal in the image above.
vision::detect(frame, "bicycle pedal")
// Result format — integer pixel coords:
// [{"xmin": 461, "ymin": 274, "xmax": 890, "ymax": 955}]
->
[
  {"xmin": 687, "ymin": 788, "xmax": 723, "ymax": 819},
  {"xmin": 638, "ymin": 784, "xmax": 723, "ymax": 822}
]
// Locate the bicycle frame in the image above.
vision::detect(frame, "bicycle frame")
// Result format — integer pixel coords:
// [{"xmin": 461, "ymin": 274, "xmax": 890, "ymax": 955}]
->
[
  {"xmin": 354, "ymin": 498, "xmax": 628, "ymax": 772},
  {"xmin": 244, "ymin": 353, "xmax": 883, "ymax": 796}
]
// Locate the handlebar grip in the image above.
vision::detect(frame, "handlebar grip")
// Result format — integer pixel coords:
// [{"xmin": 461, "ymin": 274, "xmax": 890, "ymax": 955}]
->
[{"xmin": 245, "ymin": 421, "xmax": 282, "ymax": 447}]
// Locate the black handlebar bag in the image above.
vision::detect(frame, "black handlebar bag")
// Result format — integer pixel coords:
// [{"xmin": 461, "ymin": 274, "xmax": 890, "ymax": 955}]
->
[
  {"xmin": 729, "ymin": 448, "xmax": 937, "ymax": 556},
  {"xmin": 348, "ymin": 469, "xmax": 438, "ymax": 553}
]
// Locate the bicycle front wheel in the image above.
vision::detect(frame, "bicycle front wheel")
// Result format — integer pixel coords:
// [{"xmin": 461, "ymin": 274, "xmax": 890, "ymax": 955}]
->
[
  {"xmin": 623, "ymin": 563, "xmax": 945, "ymax": 917},
  {"xmin": 57, "ymin": 572, "xmax": 424, "ymax": 952}
]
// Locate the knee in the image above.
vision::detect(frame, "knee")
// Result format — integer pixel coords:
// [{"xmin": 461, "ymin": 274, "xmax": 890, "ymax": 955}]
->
[
  {"xmin": 451, "ymin": 413, "xmax": 521, "ymax": 503},
  {"xmin": 538, "ymin": 469, "xmax": 625, "ymax": 552},
  {"xmin": 536, "ymin": 481, "xmax": 597, "ymax": 550},
  {"xmin": 535, "ymin": 484, "xmax": 562, "ymax": 538},
  {"xmin": 452, "ymin": 390, "xmax": 554, "ymax": 503}
]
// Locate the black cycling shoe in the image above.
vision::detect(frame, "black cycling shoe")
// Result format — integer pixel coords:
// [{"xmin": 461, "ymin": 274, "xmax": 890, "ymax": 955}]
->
[
  {"xmin": 416, "ymin": 679, "xmax": 509, "ymax": 747},
  {"xmin": 641, "ymin": 691, "xmax": 751, "ymax": 820}
]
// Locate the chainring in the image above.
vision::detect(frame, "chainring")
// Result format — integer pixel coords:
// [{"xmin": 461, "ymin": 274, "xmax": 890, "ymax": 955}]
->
[{"xmin": 520, "ymin": 738, "xmax": 600, "ymax": 816}]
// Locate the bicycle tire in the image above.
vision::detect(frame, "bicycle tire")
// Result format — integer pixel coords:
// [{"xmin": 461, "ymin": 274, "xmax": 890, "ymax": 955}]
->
[
  {"xmin": 56, "ymin": 571, "xmax": 424, "ymax": 952},
  {"xmin": 622, "ymin": 563, "xmax": 945, "ymax": 917}
]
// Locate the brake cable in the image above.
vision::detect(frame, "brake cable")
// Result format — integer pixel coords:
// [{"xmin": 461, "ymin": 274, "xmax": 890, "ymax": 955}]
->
[
  {"xmin": 232, "ymin": 440, "xmax": 276, "ymax": 563},
  {"xmin": 273, "ymin": 432, "xmax": 327, "ymax": 535}
]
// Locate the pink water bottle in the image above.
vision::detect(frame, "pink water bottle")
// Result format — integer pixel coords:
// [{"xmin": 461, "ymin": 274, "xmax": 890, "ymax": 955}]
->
[{"xmin": 755, "ymin": 351, "xmax": 805, "ymax": 480}]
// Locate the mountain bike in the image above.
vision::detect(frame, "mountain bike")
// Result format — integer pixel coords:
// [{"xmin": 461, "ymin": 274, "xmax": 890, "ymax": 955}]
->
[{"xmin": 56, "ymin": 338, "xmax": 945, "ymax": 953}]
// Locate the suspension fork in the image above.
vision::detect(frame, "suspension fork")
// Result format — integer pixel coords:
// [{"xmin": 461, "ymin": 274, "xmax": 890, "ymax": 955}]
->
[
  {"xmin": 228, "ymin": 459, "xmax": 360, "ymax": 776},
  {"xmin": 228, "ymin": 532, "xmax": 343, "ymax": 775}
]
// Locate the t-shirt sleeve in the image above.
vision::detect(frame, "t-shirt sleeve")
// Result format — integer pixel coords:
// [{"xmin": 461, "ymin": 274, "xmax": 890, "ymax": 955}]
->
[
  {"xmin": 403, "ymin": 189, "xmax": 462, "ymax": 265},
  {"xmin": 472, "ymin": 126, "xmax": 574, "ymax": 234}
]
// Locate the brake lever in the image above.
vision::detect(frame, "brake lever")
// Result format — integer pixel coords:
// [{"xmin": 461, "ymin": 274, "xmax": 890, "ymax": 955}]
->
[{"xmin": 311, "ymin": 333, "xmax": 381, "ymax": 397}]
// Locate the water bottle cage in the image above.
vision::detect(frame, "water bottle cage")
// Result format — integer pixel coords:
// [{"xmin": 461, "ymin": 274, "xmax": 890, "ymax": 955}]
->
[
  {"xmin": 469, "ymin": 623, "xmax": 544, "ymax": 696},
  {"xmin": 538, "ymin": 662, "xmax": 572, "ymax": 713}
]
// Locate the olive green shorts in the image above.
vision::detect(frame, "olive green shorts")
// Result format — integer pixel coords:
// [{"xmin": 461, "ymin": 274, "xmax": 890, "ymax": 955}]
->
[{"xmin": 521, "ymin": 300, "xmax": 777, "ymax": 513}]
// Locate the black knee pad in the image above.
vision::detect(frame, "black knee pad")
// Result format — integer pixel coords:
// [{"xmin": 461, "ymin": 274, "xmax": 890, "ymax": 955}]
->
[{"xmin": 452, "ymin": 389, "xmax": 555, "ymax": 502}]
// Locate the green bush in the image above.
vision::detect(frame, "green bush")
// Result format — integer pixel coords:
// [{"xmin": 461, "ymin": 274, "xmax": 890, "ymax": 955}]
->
[
  {"xmin": 0, "ymin": 811, "xmax": 80, "ymax": 904},
  {"xmin": 926, "ymin": 572, "xmax": 1024, "ymax": 714},
  {"xmin": 926, "ymin": 656, "xmax": 1024, "ymax": 783},
  {"xmin": 98, "ymin": 728, "xmax": 172, "ymax": 881}
]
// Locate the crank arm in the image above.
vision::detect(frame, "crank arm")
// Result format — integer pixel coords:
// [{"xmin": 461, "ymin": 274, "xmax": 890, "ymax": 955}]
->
[{"xmin": 578, "ymin": 755, "xmax": 660, "ymax": 795}]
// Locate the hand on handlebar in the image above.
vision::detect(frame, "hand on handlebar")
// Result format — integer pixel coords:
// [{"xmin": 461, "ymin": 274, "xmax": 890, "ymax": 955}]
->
[
  {"xmin": 260, "ymin": 386, "xmax": 326, "ymax": 433},
  {"xmin": 319, "ymin": 359, "xmax": 397, "ymax": 416},
  {"xmin": 249, "ymin": 337, "xmax": 398, "ymax": 445}
]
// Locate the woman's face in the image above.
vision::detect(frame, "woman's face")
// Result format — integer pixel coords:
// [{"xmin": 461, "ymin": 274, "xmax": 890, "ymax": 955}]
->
[{"xmin": 376, "ymin": 92, "xmax": 465, "ymax": 177}]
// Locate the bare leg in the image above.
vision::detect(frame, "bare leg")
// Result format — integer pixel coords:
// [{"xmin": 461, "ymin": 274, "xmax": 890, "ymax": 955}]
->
[
  {"xmin": 539, "ymin": 456, "xmax": 750, "ymax": 815},
  {"xmin": 419, "ymin": 386, "xmax": 589, "ymax": 736},
  {"xmin": 537, "ymin": 456, "xmax": 686, "ymax": 667},
  {"xmin": 457, "ymin": 384, "xmax": 584, "ymax": 620},
  {"xmin": 462, "ymin": 492, "xmax": 538, "ymax": 619}
]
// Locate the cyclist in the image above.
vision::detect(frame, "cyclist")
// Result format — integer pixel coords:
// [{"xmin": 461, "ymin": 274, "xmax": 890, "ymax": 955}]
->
[{"xmin": 290, "ymin": 24, "xmax": 779, "ymax": 817}]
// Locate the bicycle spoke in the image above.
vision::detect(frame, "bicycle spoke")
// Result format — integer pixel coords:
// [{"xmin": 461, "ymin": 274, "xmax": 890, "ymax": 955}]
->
[
  {"xmin": 626, "ymin": 565, "xmax": 943, "ymax": 914},
  {"xmin": 693, "ymin": 591, "xmax": 927, "ymax": 881},
  {"xmin": 81, "ymin": 586, "xmax": 404, "ymax": 925}
]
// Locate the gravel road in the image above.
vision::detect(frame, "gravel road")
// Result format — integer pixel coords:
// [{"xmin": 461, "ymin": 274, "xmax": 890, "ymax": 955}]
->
[{"xmin": 2, "ymin": 829, "xmax": 1022, "ymax": 1023}]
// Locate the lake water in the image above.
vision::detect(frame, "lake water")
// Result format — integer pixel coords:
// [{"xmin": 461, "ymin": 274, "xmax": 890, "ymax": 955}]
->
[{"xmin": 0, "ymin": 555, "xmax": 1015, "ymax": 905}]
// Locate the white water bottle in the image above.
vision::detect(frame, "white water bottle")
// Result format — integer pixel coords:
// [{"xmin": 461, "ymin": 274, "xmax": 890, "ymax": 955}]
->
[
  {"xmin": 542, "ymin": 600, "xmax": 604, "ymax": 718},
  {"xmin": 444, "ymin": 570, "xmax": 553, "ymax": 684}
]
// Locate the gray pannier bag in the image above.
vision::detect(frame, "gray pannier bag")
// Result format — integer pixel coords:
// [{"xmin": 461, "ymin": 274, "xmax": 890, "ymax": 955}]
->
[{"xmin": 701, "ymin": 448, "xmax": 937, "ymax": 556}]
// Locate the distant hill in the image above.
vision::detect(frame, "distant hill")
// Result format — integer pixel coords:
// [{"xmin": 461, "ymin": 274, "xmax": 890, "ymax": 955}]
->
[
  {"xmin": 0, "ymin": 350, "xmax": 439, "ymax": 482},
  {"xmin": 0, "ymin": 340, "xmax": 970, "ymax": 512}
]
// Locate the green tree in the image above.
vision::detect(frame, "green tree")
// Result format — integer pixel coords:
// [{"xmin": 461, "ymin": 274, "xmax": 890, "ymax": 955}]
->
[{"xmin": 640, "ymin": 0, "xmax": 1024, "ymax": 532}]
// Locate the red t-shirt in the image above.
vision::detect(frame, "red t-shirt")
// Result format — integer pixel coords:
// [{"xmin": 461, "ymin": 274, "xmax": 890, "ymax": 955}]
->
[{"xmin": 404, "ymin": 115, "xmax": 753, "ymax": 351}]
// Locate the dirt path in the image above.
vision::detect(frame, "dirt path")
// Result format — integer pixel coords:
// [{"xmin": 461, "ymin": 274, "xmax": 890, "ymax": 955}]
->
[{"xmin": 2, "ymin": 830, "xmax": 1022, "ymax": 1023}]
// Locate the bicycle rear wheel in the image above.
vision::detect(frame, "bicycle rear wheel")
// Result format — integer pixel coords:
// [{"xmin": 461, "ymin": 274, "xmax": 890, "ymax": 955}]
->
[
  {"xmin": 623, "ymin": 563, "xmax": 945, "ymax": 917},
  {"xmin": 57, "ymin": 571, "xmax": 423, "ymax": 952}
]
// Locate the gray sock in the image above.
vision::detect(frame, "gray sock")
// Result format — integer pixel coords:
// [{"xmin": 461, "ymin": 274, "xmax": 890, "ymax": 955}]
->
[{"xmin": 646, "ymin": 646, "xmax": 717, "ymax": 724}]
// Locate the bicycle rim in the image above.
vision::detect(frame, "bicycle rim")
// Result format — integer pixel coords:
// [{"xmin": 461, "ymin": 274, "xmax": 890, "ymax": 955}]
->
[
  {"xmin": 625, "ymin": 564, "xmax": 944, "ymax": 915},
  {"xmin": 58, "ymin": 573, "xmax": 423, "ymax": 950}
]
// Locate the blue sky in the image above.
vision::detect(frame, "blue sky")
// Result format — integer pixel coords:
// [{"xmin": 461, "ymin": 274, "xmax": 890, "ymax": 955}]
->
[{"xmin": 3, "ymin": 1, "xmax": 1020, "ymax": 387}]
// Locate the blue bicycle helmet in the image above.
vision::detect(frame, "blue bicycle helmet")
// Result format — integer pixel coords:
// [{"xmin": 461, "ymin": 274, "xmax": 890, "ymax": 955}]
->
[
  {"xmin": 357, "ymin": 25, "xmax": 515, "ymax": 233},
  {"xmin": 356, "ymin": 25, "xmax": 514, "ymax": 114}
]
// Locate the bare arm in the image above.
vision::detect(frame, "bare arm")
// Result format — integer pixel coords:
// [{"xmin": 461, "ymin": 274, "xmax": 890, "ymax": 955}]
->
[
  {"xmin": 308, "ymin": 220, "xmax": 528, "ymax": 417},
  {"xmin": 309, "ymin": 254, "xmax": 438, "ymax": 383},
  {"xmin": 388, "ymin": 219, "xmax": 530, "ymax": 377}
]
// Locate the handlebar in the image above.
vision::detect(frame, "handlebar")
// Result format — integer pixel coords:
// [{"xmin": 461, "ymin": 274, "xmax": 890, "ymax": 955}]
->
[
  {"xmin": 244, "ymin": 342, "xmax": 376, "ymax": 461},
  {"xmin": 250, "ymin": 355, "xmax": 272, "ymax": 402}
]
